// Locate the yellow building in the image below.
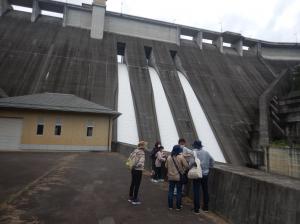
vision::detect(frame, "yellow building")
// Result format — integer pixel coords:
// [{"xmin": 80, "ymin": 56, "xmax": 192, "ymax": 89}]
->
[{"xmin": 0, "ymin": 93, "xmax": 120, "ymax": 151}]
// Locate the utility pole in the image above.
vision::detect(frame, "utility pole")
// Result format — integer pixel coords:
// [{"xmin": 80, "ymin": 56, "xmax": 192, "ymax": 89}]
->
[{"xmin": 121, "ymin": 0, "xmax": 123, "ymax": 14}]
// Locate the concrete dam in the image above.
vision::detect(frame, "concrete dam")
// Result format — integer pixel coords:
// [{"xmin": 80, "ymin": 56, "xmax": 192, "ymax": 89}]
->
[{"xmin": 0, "ymin": 0, "xmax": 300, "ymax": 167}]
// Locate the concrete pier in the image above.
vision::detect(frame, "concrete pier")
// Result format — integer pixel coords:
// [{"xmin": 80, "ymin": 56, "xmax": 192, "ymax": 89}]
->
[
  {"xmin": 0, "ymin": 0, "xmax": 10, "ymax": 16},
  {"xmin": 195, "ymin": 31, "xmax": 203, "ymax": 50},
  {"xmin": 232, "ymin": 39, "xmax": 243, "ymax": 56},
  {"xmin": 31, "ymin": 0, "xmax": 40, "ymax": 22},
  {"xmin": 213, "ymin": 36, "xmax": 224, "ymax": 53},
  {"xmin": 91, "ymin": 0, "xmax": 106, "ymax": 39}
]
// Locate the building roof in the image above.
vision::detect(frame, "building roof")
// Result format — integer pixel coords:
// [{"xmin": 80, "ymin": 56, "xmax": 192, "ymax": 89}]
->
[{"xmin": 0, "ymin": 93, "xmax": 120, "ymax": 118}]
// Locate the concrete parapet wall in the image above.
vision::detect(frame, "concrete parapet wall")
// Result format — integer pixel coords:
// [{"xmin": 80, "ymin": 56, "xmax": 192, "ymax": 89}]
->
[
  {"xmin": 210, "ymin": 163, "xmax": 300, "ymax": 224},
  {"xmin": 262, "ymin": 47, "xmax": 300, "ymax": 61},
  {"xmin": 104, "ymin": 14, "xmax": 179, "ymax": 44},
  {"xmin": 268, "ymin": 147, "xmax": 300, "ymax": 178}
]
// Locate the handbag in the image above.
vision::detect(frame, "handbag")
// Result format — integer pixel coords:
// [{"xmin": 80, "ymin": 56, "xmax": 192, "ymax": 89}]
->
[
  {"xmin": 126, "ymin": 151, "xmax": 137, "ymax": 170},
  {"xmin": 171, "ymin": 156, "xmax": 188, "ymax": 184},
  {"xmin": 188, "ymin": 151, "xmax": 202, "ymax": 179}
]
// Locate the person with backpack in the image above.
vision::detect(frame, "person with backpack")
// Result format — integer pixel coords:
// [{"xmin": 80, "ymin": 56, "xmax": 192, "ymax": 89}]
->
[
  {"xmin": 128, "ymin": 141, "xmax": 147, "ymax": 205},
  {"xmin": 150, "ymin": 141, "xmax": 161, "ymax": 182},
  {"xmin": 154, "ymin": 146, "xmax": 166, "ymax": 182},
  {"xmin": 190, "ymin": 140, "xmax": 214, "ymax": 214},
  {"xmin": 165, "ymin": 145, "xmax": 189, "ymax": 210}
]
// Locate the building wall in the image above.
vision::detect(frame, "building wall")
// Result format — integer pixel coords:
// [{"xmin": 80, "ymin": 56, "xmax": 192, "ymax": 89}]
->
[
  {"xmin": 268, "ymin": 147, "xmax": 300, "ymax": 178},
  {"xmin": 0, "ymin": 110, "xmax": 112, "ymax": 151}
]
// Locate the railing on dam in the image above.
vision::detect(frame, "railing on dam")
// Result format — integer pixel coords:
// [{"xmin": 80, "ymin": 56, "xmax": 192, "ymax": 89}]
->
[{"xmin": 113, "ymin": 142, "xmax": 300, "ymax": 224}]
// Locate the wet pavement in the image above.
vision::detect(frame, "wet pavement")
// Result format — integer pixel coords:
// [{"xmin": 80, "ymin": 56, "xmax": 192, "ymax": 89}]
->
[{"xmin": 0, "ymin": 152, "xmax": 227, "ymax": 224}]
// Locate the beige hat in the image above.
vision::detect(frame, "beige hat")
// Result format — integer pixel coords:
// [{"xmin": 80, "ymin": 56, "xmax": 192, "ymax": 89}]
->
[{"xmin": 138, "ymin": 141, "xmax": 148, "ymax": 149}]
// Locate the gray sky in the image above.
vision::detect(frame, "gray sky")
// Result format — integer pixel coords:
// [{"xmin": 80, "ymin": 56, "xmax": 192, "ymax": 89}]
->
[
  {"xmin": 110, "ymin": 0, "xmax": 300, "ymax": 43},
  {"xmin": 18, "ymin": 0, "xmax": 300, "ymax": 42}
]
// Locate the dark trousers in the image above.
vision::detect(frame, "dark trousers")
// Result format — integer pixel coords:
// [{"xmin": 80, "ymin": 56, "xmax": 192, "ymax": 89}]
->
[
  {"xmin": 154, "ymin": 166, "xmax": 162, "ymax": 180},
  {"xmin": 168, "ymin": 181, "xmax": 182, "ymax": 209},
  {"xmin": 151, "ymin": 160, "xmax": 156, "ymax": 178},
  {"xmin": 193, "ymin": 175, "xmax": 209, "ymax": 212},
  {"xmin": 129, "ymin": 169, "xmax": 142, "ymax": 200}
]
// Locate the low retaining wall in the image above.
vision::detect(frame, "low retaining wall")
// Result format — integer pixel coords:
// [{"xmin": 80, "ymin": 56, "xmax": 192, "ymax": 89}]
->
[
  {"xmin": 210, "ymin": 164, "xmax": 300, "ymax": 224},
  {"xmin": 114, "ymin": 142, "xmax": 300, "ymax": 224}
]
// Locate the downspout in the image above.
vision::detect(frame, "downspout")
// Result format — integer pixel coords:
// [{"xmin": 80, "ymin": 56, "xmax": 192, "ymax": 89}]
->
[{"xmin": 107, "ymin": 117, "xmax": 111, "ymax": 152}]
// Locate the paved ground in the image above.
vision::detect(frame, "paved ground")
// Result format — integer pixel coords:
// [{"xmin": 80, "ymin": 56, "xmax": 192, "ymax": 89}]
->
[{"xmin": 0, "ymin": 152, "xmax": 227, "ymax": 224}]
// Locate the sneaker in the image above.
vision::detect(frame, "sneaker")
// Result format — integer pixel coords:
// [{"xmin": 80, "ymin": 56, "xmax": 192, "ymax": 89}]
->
[
  {"xmin": 128, "ymin": 197, "xmax": 133, "ymax": 202},
  {"xmin": 191, "ymin": 208, "xmax": 201, "ymax": 214},
  {"xmin": 168, "ymin": 207, "xmax": 173, "ymax": 211},
  {"xmin": 202, "ymin": 209, "xmax": 209, "ymax": 213},
  {"xmin": 131, "ymin": 199, "xmax": 142, "ymax": 205},
  {"xmin": 158, "ymin": 179, "xmax": 164, "ymax": 182},
  {"xmin": 194, "ymin": 210, "xmax": 201, "ymax": 215},
  {"xmin": 151, "ymin": 179, "xmax": 159, "ymax": 183},
  {"xmin": 176, "ymin": 208, "xmax": 182, "ymax": 211}
]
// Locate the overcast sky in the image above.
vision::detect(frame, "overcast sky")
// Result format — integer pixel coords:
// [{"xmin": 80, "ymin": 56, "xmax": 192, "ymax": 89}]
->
[{"xmin": 25, "ymin": 0, "xmax": 300, "ymax": 42}]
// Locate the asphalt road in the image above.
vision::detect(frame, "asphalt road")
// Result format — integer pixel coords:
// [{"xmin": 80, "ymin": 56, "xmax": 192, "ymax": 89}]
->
[{"xmin": 0, "ymin": 152, "xmax": 226, "ymax": 224}]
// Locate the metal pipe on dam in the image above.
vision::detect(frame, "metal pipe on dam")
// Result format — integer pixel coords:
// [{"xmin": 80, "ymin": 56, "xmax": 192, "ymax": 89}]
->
[
  {"xmin": 148, "ymin": 67, "xmax": 179, "ymax": 151},
  {"xmin": 117, "ymin": 63, "xmax": 139, "ymax": 145},
  {"xmin": 177, "ymin": 71, "xmax": 226, "ymax": 163}
]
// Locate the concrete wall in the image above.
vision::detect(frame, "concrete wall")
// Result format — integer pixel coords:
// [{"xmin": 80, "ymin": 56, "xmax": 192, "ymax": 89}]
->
[
  {"xmin": 268, "ymin": 147, "xmax": 300, "ymax": 178},
  {"xmin": 104, "ymin": 14, "xmax": 179, "ymax": 44},
  {"xmin": 64, "ymin": 8, "xmax": 91, "ymax": 29},
  {"xmin": 210, "ymin": 163, "xmax": 300, "ymax": 224},
  {"xmin": 0, "ymin": 110, "xmax": 112, "ymax": 150},
  {"xmin": 262, "ymin": 47, "xmax": 300, "ymax": 61}
]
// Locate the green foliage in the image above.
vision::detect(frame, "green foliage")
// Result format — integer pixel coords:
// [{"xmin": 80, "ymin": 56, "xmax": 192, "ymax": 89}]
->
[{"xmin": 270, "ymin": 139, "xmax": 288, "ymax": 147}]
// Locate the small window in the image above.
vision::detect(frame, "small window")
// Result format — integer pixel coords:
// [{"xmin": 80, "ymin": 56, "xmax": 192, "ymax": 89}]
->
[
  {"xmin": 117, "ymin": 42, "xmax": 126, "ymax": 64},
  {"xmin": 54, "ymin": 125, "xmax": 62, "ymax": 136},
  {"xmin": 170, "ymin": 50, "xmax": 177, "ymax": 60},
  {"xmin": 37, "ymin": 124, "xmax": 44, "ymax": 135},
  {"xmin": 87, "ymin": 126, "xmax": 93, "ymax": 137}
]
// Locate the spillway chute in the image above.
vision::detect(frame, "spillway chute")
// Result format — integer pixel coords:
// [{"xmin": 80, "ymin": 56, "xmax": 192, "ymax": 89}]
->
[
  {"xmin": 177, "ymin": 71, "xmax": 226, "ymax": 163},
  {"xmin": 117, "ymin": 63, "xmax": 139, "ymax": 145},
  {"xmin": 148, "ymin": 67, "xmax": 179, "ymax": 151}
]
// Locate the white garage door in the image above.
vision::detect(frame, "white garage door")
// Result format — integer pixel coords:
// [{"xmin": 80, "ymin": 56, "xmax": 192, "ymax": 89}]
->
[{"xmin": 0, "ymin": 118, "xmax": 23, "ymax": 150}]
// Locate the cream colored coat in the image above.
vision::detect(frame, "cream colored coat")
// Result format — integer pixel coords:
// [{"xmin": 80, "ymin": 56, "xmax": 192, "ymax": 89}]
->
[{"xmin": 165, "ymin": 154, "xmax": 189, "ymax": 181}]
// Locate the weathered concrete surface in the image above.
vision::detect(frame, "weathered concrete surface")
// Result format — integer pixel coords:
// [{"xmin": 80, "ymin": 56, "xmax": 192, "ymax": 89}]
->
[
  {"xmin": 0, "ymin": 152, "xmax": 225, "ymax": 224},
  {"xmin": 0, "ymin": 152, "xmax": 66, "ymax": 204},
  {"xmin": 1, "ymin": 11, "xmax": 300, "ymax": 165},
  {"xmin": 210, "ymin": 163, "xmax": 300, "ymax": 224},
  {"xmin": 268, "ymin": 147, "xmax": 300, "ymax": 178}
]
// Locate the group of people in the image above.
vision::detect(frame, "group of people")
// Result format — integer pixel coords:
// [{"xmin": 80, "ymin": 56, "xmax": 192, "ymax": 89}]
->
[{"xmin": 127, "ymin": 138, "xmax": 215, "ymax": 214}]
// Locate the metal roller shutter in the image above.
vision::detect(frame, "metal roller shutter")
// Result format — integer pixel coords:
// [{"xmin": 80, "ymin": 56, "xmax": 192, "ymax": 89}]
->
[{"xmin": 0, "ymin": 118, "xmax": 23, "ymax": 150}]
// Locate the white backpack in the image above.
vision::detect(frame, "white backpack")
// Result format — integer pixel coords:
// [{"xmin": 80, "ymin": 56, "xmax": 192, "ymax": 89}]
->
[{"xmin": 188, "ymin": 151, "xmax": 203, "ymax": 179}]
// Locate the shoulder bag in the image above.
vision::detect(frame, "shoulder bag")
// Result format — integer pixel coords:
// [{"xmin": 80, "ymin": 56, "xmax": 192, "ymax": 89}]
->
[
  {"xmin": 172, "ymin": 156, "xmax": 188, "ymax": 184},
  {"xmin": 188, "ymin": 151, "xmax": 202, "ymax": 179}
]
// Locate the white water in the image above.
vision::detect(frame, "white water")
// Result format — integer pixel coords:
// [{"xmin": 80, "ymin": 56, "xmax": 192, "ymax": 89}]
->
[
  {"xmin": 117, "ymin": 64, "xmax": 139, "ymax": 145},
  {"xmin": 148, "ymin": 67, "xmax": 179, "ymax": 151},
  {"xmin": 177, "ymin": 71, "xmax": 226, "ymax": 163}
]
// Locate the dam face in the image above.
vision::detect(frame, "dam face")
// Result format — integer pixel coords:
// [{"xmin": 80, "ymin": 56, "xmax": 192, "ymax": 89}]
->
[{"xmin": 0, "ymin": 6, "xmax": 300, "ymax": 166}]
